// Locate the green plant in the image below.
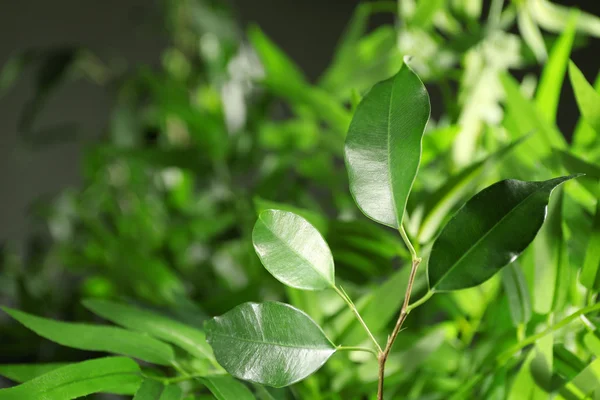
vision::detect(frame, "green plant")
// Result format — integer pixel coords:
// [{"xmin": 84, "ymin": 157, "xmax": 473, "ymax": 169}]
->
[{"xmin": 1, "ymin": 0, "xmax": 600, "ymax": 399}]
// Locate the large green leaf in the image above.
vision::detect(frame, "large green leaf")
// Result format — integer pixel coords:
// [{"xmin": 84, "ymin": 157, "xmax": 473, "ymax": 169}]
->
[
  {"xmin": 252, "ymin": 210, "xmax": 335, "ymax": 291},
  {"xmin": 2, "ymin": 307, "xmax": 174, "ymax": 366},
  {"xmin": 205, "ymin": 302, "xmax": 336, "ymax": 387},
  {"xmin": 198, "ymin": 375, "xmax": 256, "ymax": 400},
  {"xmin": 0, "ymin": 357, "xmax": 141, "ymax": 399},
  {"xmin": 82, "ymin": 299, "xmax": 216, "ymax": 366},
  {"xmin": 133, "ymin": 379, "xmax": 182, "ymax": 400},
  {"xmin": 569, "ymin": 61, "xmax": 600, "ymax": 134},
  {"xmin": 345, "ymin": 61, "xmax": 430, "ymax": 228},
  {"xmin": 428, "ymin": 176, "xmax": 577, "ymax": 291},
  {"xmin": 0, "ymin": 363, "xmax": 68, "ymax": 383}
]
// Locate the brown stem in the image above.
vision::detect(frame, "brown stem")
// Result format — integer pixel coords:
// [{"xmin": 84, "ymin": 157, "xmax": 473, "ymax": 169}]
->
[{"xmin": 377, "ymin": 257, "xmax": 422, "ymax": 400}]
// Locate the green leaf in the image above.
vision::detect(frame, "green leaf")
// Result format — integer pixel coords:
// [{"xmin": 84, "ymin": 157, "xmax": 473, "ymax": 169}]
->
[
  {"xmin": 573, "ymin": 71, "xmax": 600, "ymax": 153},
  {"xmin": 252, "ymin": 210, "xmax": 335, "ymax": 290},
  {"xmin": 569, "ymin": 61, "xmax": 600, "ymax": 134},
  {"xmin": 133, "ymin": 380, "xmax": 182, "ymax": 400},
  {"xmin": 502, "ymin": 262, "xmax": 532, "ymax": 327},
  {"xmin": 0, "ymin": 357, "xmax": 141, "ymax": 399},
  {"xmin": 557, "ymin": 149, "xmax": 600, "ymax": 199},
  {"xmin": 535, "ymin": 10, "xmax": 578, "ymax": 124},
  {"xmin": 345, "ymin": 60, "xmax": 430, "ymax": 228},
  {"xmin": 580, "ymin": 200, "xmax": 600, "ymax": 290},
  {"xmin": 82, "ymin": 299, "xmax": 216, "ymax": 366},
  {"xmin": 198, "ymin": 375, "xmax": 256, "ymax": 400},
  {"xmin": 0, "ymin": 363, "xmax": 68, "ymax": 383},
  {"xmin": 253, "ymin": 197, "xmax": 328, "ymax": 236},
  {"xmin": 428, "ymin": 176, "xmax": 577, "ymax": 291},
  {"xmin": 205, "ymin": 302, "xmax": 336, "ymax": 387},
  {"xmin": 418, "ymin": 135, "xmax": 528, "ymax": 243},
  {"xmin": 2, "ymin": 307, "xmax": 174, "ymax": 366},
  {"xmin": 517, "ymin": 6, "xmax": 547, "ymax": 62}
]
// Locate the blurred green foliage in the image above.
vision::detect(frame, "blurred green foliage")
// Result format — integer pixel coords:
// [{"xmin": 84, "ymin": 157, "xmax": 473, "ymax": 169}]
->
[{"xmin": 0, "ymin": 0, "xmax": 599, "ymax": 399}]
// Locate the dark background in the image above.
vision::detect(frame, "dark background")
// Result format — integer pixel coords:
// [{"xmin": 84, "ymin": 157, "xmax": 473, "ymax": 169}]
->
[{"xmin": 0, "ymin": 0, "xmax": 598, "ymax": 243}]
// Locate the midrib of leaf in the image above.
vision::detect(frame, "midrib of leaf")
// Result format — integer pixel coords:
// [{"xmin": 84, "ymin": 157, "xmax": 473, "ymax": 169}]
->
[
  {"xmin": 209, "ymin": 332, "xmax": 333, "ymax": 351},
  {"xmin": 433, "ymin": 182, "xmax": 555, "ymax": 290},
  {"xmin": 386, "ymin": 74, "xmax": 400, "ymax": 228},
  {"xmin": 258, "ymin": 215, "xmax": 333, "ymax": 286}
]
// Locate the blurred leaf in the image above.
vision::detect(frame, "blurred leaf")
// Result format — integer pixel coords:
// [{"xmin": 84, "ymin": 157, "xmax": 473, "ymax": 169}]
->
[
  {"xmin": 517, "ymin": 6, "xmax": 547, "ymax": 62},
  {"xmin": 198, "ymin": 375, "xmax": 256, "ymax": 400},
  {"xmin": 133, "ymin": 380, "xmax": 182, "ymax": 400},
  {"xmin": 529, "ymin": 0, "xmax": 600, "ymax": 38},
  {"xmin": 557, "ymin": 149, "xmax": 600, "ymax": 198},
  {"xmin": 345, "ymin": 61, "xmax": 430, "ymax": 228},
  {"xmin": 0, "ymin": 363, "xmax": 68, "ymax": 383},
  {"xmin": 428, "ymin": 176, "xmax": 576, "ymax": 291},
  {"xmin": 82, "ymin": 299, "xmax": 217, "ymax": 366},
  {"xmin": 580, "ymin": 200, "xmax": 600, "ymax": 291},
  {"xmin": 535, "ymin": 10, "xmax": 578, "ymax": 124},
  {"xmin": 205, "ymin": 302, "xmax": 336, "ymax": 388},
  {"xmin": 502, "ymin": 262, "xmax": 531, "ymax": 327},
  {"xmin": 569, "ymin": 61, "xmax": 600, "ymax": 134},
  {"xmin": 2, "ymin": 307, "xmax": 175, "ymax": 366},
  {"xmin": 252, "ymin": 210, "xmax": 335, "ymax": 291},
  {"xmin": 0, "ymin": 357, "xmax": 141, "ymax": 398},
  {"xmin": 572, "ymin": 72, "xmax": 600, "ymax": 153}
]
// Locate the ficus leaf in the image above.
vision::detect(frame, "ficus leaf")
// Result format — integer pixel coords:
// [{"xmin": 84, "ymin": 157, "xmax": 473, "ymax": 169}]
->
[
  {"xmin": 428, "ymin": 176, "xmax": 578, "ymax": 291},
  {"xmin": 198, "ymin": 375, "xmax": 256, "ymax": 400},
  {"xmin": 0, "ymin": 357, "xmax": 141, "ymax": 399},
  {"xmin": 1, "ymin": 307, "xmax": 175, "ymax": 366},
  {"xmin": 345, "ymin": 60, "xmax": 430, "ymax": 228},
  {"xmin": 253, "ymin": 210, "xmax": 335, "ymax": 291},
  {"xmin": 205, "ymin": 302, "xmax": 336, "ymax": 388}
]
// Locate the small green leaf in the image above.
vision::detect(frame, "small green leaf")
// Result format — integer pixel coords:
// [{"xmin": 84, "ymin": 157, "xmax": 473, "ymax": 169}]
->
[
  {"xmin": 205, "ymin": 302, "xmax": 336, "ymax": 387},
  {"xmin": 2, "ymin": 307, "xmax": 174, "ymax": 366},
  {"xmin": 502, "ymin": 262, "xmax": 532, "ymax": 327},
  {"xmin": 345, "ymin": 60, "xmax": 430, "ymax": 228},
  {"xmin": 82, "ymin": 299, "xmax": 216, "ymax": 366},
  {"xmin": 569, "ymin": 61, "xmax": 600, "ymax": 134},
  {"xmin": 0, "ymin": 363, "xmax": 68, "ymax": 383},
  {"xmin": 133, "ymin": 380, "xmax": 182, "ymax": 400},
  {"xmin": 198, "ymin": 375, "xmax": 256, "ymax": 400},
  {"xmin": 428, "ymin": 176, "xmax": 577, "ymax": 291},
  {"xmin": 253, "ymin": 210, "xmax": 335, "ymax": 290},
  {"xmin": 0, "ymin": 357, "xmax": 141, "ymax": 399}
]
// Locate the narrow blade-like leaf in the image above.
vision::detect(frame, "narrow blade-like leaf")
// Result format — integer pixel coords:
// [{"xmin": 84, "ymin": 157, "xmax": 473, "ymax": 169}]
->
[
  {"xmin": 0, "ymin": 363, "xmax": 68, "ymax": 383},
  {"xmin": 345, "ymin": 60, "xmax": 430, "ymax": 228},
  {"xmin": 198, "ymin": 375, "xmax": 256, "ymax": 400},
  {"xmin": 0, "ymin": 357, "xmax": 141, "ymax": 399},
  {"xmin": 569, "ymin": 61, "xmax": 600, "ymax": 134},
  {"xmin": 428, "ymin": 176, "xmax": 578, "ymax": 291},
  {"xmin": 205, "ymin": 302, "xmax": 336, "ymax": 387},
  {"xmin": 580, "ymin": 200, "xmax": 600, "ymax": 290},
  {"xmin": 82, "ymin": 299, "xmax": 216, "ymax": 366},
  {"xmin": 2, "ymin": 307, "xmax": 174, "ymax": 366},
  {"xmin": 502, "ymin": 262, "xmax": 532, "ymax": 327},
  {"xmin": 253, "ymin": 210, "xmax": 335, "ymax": 290}
]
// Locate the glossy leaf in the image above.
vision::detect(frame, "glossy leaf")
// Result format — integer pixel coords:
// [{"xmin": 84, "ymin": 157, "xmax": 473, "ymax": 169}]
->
[
  {"xmin": 2, "ymin": 307, "xmax": 174, "ymax": 366},
  {"xmin": 205, "ymin": 302, "xmax": 336, "ymax": 387},
  {"xmin": 0, "ymin": 363, "xmax": 68, "ymax": 383},
  {"xmin": 133, "ymin": 380, "xmax": 182, "ymax": 400},
  {"xmin": 428, "ymin": 176, "xmax": 577, "ymax": 291},
  {"xmin": 502, "ymin": 262, "xmax": 532, "ymax": 327},
  {"xmin": 0, "ymin": 357, "xmax": 141, "ymax": 399},
  {"xmin": 253, "ymin": 210, "xmax": 335, "ymax": 291},
  {"xmin": 83, "ymin": 299, "xmax": 216, "ymax": 365},
  {"xmin": 198, "ymin": 375, "xmax": 256, "ymax": 400},
  {"xmin": 345, "ymin": 60, "xmax": 430, "ymax": 228},
  {"xmin": 569, "ymin": 61, "xmax": 600, "ymax": 134}
]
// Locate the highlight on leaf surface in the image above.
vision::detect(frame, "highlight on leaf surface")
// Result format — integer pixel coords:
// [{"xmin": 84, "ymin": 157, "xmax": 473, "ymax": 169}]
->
[
  {"xmin": 253, "ymin": 209, "xmax": 335, "ymax": 290},
  {"xmin": 427, "ymin": 176, "xmax": 579, "ymax": 291},
  {"xmin": 204, "ymin": 301, "xmax": 336, "ymax": 388},
  {"xmin": 345, "ymin": 59, "xmax": 431, "ymax": 228}
]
